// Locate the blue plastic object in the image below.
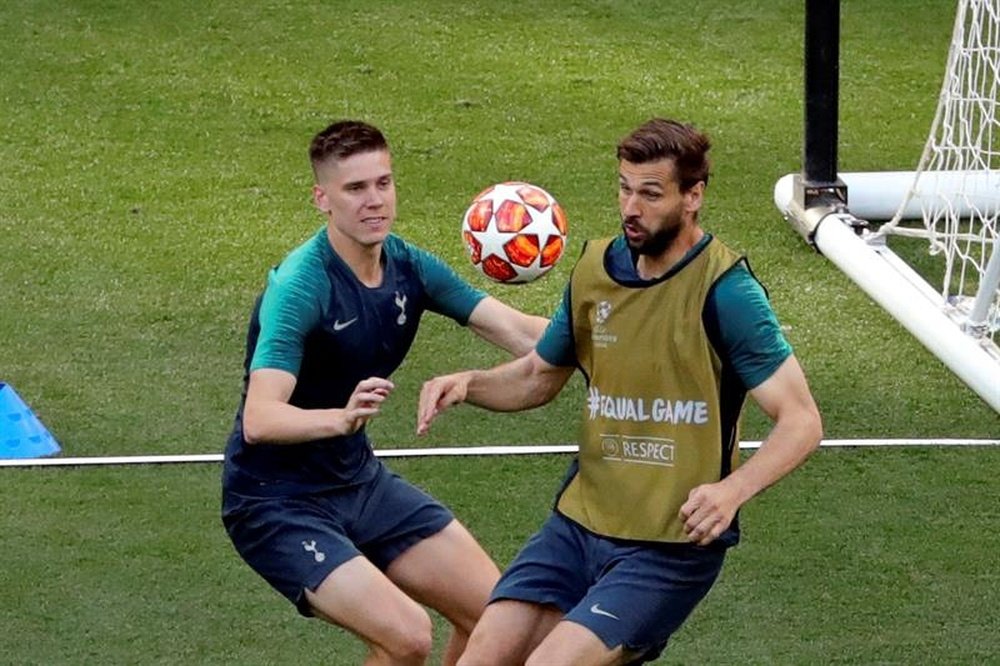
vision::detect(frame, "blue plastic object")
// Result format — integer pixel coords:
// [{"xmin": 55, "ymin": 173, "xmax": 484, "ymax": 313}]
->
[{"xmin": 0, "ymin": 383, "xmax": 61, "ymax": 459}]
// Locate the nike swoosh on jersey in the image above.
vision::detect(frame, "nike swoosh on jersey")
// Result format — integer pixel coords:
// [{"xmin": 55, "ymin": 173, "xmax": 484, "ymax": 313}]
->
[
  {"xmin": 589, "ymin": 603, "xmax": 620, "ymax": 620},
  {"xmin": 333, "ymin": 317, "xmax": 358, "ymax": 331}
]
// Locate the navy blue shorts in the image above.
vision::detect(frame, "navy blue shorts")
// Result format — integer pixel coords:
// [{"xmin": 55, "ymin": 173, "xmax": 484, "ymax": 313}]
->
[
  {"xmin": 490, "ymin": 512, "xmax": 726, "ymax": 663},
  {"xmin": 222, "ymin": 462, "xmax": 454, "ymax": 616}
]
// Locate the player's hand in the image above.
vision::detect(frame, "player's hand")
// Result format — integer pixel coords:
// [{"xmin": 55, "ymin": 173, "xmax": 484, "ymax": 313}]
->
[
  {"xmin": 416, "ymin": 372, "xmax": 469, "ymax": 436},
  {"xmin": 341, "ymin": 377, "xmax": 394, "ymax": 435},
  {"xmin": 679, "ymin": 480, "xmax": 741, "ymax": 546}
]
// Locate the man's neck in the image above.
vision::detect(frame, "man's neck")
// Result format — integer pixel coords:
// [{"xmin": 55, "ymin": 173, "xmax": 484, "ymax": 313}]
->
[{"xmin": 326, "ymin": 224, "xmax": 383, "ymax": 287}]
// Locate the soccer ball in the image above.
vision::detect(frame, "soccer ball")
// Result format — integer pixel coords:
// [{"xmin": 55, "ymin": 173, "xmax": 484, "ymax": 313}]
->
[{"xmin": 461, "ymin": 182, "xmax": 568, "ymax": 284}]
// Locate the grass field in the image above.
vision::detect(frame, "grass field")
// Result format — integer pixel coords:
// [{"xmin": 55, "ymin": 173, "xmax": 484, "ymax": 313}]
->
[{"xmin": 2, "ymin": 0, "xmax": 998, "ymax": 663}]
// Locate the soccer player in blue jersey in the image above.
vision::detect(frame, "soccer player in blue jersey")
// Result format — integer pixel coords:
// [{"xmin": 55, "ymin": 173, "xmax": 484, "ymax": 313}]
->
[
  {"xmin": 221, "ymin": 120, "xmax": 548, "ymax": 666},
  {"xmin": 417, "ymin": 118, "xmax": 823, "ymax": 665}
]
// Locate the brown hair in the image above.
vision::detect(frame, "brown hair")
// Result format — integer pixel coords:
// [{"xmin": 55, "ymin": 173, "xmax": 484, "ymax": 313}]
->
[
  {"xmin": 616, "ymin": 118, "xmax": 711, "ymax": 191},
  {"xmin": 309, "ymin": 120, "xmax": 389, "ymax": 177}
]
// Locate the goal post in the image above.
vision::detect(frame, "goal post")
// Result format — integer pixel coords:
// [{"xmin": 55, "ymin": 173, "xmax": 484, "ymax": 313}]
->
[{"xmin": 776, "ymin": 0, "xmax": 1000, "ymax": 413}]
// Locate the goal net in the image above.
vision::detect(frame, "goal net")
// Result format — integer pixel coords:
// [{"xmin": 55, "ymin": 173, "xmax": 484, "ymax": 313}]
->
[
  {"xmin": 875, "ymin": 0, "xmax": 1000, "ymax": 350},
  {"xmin": 775, "ymin": 0, "xmax": 1000, "ymax": 412}
]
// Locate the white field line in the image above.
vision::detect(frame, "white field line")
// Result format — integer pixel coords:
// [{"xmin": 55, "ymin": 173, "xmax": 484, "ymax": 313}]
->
[{"xmin": 1, "ymin": 439, "xmax": 998, "ymax": 468}]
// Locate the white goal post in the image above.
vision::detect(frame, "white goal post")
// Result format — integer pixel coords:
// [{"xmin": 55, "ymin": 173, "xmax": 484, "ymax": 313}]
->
[{"xmin": 777, "ymin": 0, "xmax": 1000, "ymax": 413}]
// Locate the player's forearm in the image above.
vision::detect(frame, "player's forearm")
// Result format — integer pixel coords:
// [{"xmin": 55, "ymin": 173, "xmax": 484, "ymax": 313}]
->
[
  {"xmin": 418, "ymin": 352, "xmax": 571, "ymax": 435},
  {"xmin": 464, "ymin": 370, "xmax": 537, "ymax": 411},
  {"xmin": 467, "ymin": 297, "xmax": 549, "ymax": 357},
  {"xmin": 243, "ymin": 400, "xmax": 351, "ymax": 445},
  {"xmin": 464, "ymin": 354, "xmax": 565, "ymax": 412},
  {"xmin": 503, "ymin": 313, "xmax": 549, "ymax": 356},
  {"xmin": 725, "ymin": 405, "xmax": 823, "ymax": 505}
]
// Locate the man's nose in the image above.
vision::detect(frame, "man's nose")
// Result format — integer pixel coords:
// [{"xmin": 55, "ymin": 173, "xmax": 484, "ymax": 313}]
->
[
  {"xmin": 621, "ymin": 192, "xmax": 640, "ymax": 217},
  {"xmin": 365, "ymin": 187, "xmax": 384, "ymax": 207}
]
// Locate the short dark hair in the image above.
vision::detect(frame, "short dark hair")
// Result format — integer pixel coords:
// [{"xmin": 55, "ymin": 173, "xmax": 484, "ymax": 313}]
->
[
  {"xmin": 616, "ymin": 118, "xmax": 711, "ymax": 191},
  {"xmin": 309, "ymin": 120, "xmax": 389, "ymax": 176}
]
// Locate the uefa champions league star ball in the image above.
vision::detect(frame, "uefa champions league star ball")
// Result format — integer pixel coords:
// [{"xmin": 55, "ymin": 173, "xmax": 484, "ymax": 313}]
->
[{"xmin": 461, "ymin": 182, "xmax": 568, "ymax": 284}]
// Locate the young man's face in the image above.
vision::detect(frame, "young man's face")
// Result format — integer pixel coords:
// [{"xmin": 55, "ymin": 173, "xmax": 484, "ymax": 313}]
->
[
  {"xmin": 618, "ymin": 157, "xmax": 703, "ymax": 256},
  {"xmin": 313, "ymin": 149, "xmax": 397, "ymax": 247}
]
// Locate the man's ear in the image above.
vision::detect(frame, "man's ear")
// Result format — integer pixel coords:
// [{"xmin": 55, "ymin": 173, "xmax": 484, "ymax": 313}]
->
[
  {"xmin": 684, "ymin": 180, "xmax": 705, "ymax": 214},
  {"xmin": 312, "ymin": 184, "xmax": 329, "ymax": 213}
]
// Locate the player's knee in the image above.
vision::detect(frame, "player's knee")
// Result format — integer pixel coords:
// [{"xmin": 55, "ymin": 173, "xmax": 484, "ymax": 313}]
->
[
  {"xmin": 456, "ymin": 628, "xmax": 514, "ymax": 666},
  {"xmin": 448, "ymin": 599, "xmax": 488, "ymax": 636},
  {"xmin": 455, "ymin": 631, "xmax": 488, "ymax": 666},
  {"xmin": 455, "ymin": 647, "xmax": 489, "ymax": 666},
  {"xmin": 525, "ymin": 646, "xmax": 589, "ymax": 666},
  {"xmin": 525, "ymin": 651, "xmax": 559, "ymax": 666},
  {"xmin": 383, "ymin": 610, "xmax": 433, "ymax": 663}
]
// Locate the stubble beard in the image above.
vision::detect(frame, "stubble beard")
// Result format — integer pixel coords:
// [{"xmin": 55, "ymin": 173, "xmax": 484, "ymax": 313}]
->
[{"xmin": 622, "ymin": 217, "xmax": 681, "ymax": 257}]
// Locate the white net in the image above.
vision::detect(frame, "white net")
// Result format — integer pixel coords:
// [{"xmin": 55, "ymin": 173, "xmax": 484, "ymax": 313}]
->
[{"xmin": 879, "ymin": 0, "xmax": 1000, "ymax": 345}]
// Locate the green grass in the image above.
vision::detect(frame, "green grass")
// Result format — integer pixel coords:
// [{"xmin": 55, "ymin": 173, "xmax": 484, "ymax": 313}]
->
[
  {"xmin": 3, "ymin": 448, "xmax": 998, "ymax": 664},
  {"xmin": 1, "ymin": 0, "xmax": 998, "ymax": 663}
]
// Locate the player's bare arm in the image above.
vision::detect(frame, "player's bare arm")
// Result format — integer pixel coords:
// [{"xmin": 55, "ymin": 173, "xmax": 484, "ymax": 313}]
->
[
  {"xmin": 679, "ymin": 355, "xmax": 822, "ymax": 545},
  {"xmin": 243, "ymin": 368, "xmax": 394, "ymax": 445},
  {"xmin": 416, "ymin": 350, "xmax": 572, "ymax": 435},
  {"xmin": 466, "ymin": 296, "xmax": 549, "ymax": 357}
]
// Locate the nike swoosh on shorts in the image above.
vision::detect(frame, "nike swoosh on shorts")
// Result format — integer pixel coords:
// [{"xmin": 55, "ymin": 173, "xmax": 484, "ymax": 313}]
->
[{"xmin": 589, "ymin": 603, "xmax": 620, "ymax": 620}]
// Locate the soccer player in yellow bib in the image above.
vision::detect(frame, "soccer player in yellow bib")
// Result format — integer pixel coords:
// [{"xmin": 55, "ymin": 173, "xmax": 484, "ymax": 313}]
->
[{"xmin": 417, "ymin": 118, "xmax": 823, "ymax": 666}]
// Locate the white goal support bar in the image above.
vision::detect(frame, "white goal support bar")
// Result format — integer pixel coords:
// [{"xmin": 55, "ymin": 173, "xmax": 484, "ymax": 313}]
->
[
  {"xmin": 779, "ymin": 199, "xmax": 1000, "ymax": 411},
  {"xmin": 2, "ymin": 439, "xmax": 999, "ymax": 467},
  {"xmin": 774, "ymin": 170, "xmax": 1000, "ymax": 222}
]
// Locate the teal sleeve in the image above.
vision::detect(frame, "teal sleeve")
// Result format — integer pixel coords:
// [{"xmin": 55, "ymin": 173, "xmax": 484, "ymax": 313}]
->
[
  {"xmin": 705, "ymin": 264, "xmax": 792, "ymax": 389},
  {"xmin": 249, "ymin": 267, "xmax": 324, "ymax": 375},
  {"xmin": 536, "ymin": 285, "xmax": 576, "ymax": 367},
  {"xmin": 411, "ymin": 243, "xmax": 487, "ymax": 323}
]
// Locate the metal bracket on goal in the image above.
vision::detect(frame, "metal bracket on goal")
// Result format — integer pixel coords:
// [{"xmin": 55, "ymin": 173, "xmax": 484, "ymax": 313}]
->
[
  {"xmin": 787, "ymin": 174, "xmax": 868, "ymax": 253},
  {"xmin": 793, "ymin": 175, "xmax": 848, "ymax": 213}
]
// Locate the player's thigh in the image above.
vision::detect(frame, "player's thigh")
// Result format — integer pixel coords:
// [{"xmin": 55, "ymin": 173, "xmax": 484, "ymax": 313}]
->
[
  {"xmin": 488, "ymin": 512, "xmax": 592, "ymax": 613},
  {"xmin": 222, "ymin": 494, "xmax": 361, "ymax": 615},
  {"xmin": 306, "ymin": 555, "xmax": 431, "ymax": 654},
  {"xmin": 354, "ymin": 465, "xmax": 458, "ymax": 571},
  {"xmin": 564, "ymin": 544, "xmax": 726, "ymax": 663},
  {"xmin": 356, "ymin": 466, "xmax": 497, "ymax": 628},
  {"xmin": 458, "ymin": 599, "xmax": 564, "ymax": 666},
  {"xmin": 386, "ymin": 519, "xmax": 500, "ymax": 631},
  {"xmin": 526, "ymin": 620, "xmax": 629, "ymax": 666}
]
